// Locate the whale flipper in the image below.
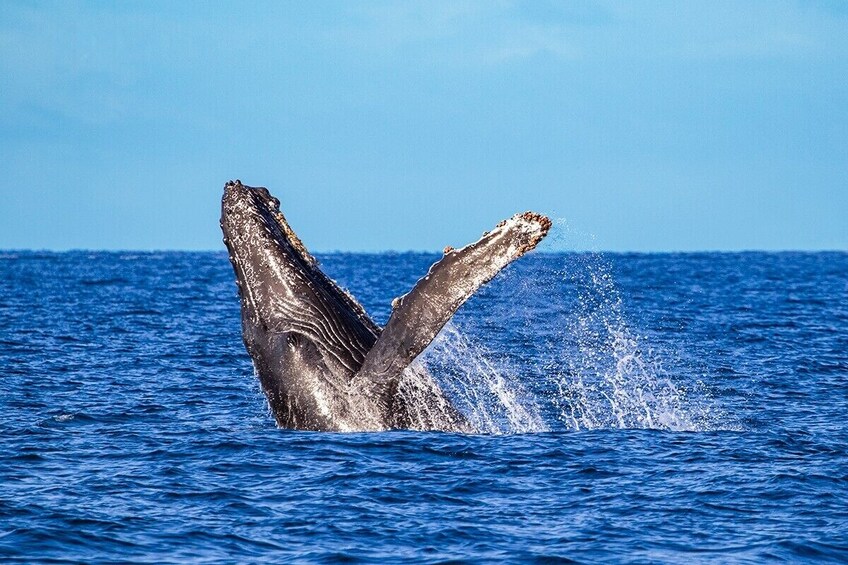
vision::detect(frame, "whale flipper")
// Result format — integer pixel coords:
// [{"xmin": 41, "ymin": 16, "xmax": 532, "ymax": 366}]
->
[{"xmin": 351, "ymin": 212, "xmax": 551, "ymax": 408}]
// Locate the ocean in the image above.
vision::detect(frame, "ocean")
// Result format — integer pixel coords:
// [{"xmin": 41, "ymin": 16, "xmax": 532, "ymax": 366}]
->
[{"xmin": 1, "ymin": 251, "xmax": 846, "ymax": 562}]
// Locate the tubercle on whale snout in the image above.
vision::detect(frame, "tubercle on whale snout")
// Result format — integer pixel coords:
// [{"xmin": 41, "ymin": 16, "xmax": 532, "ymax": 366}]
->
[{"xmin": 222, "ymin": 180, "xmax": 280, "ymax": 213}]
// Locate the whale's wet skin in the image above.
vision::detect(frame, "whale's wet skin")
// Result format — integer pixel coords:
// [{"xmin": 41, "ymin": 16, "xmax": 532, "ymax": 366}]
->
[
  {"xmin": 220, "ymin": 180, "xmax": 550, "ymax": 431},
  {"xmin": 1, "ymin": 247, "xmax": 847, "ymax": 560}
]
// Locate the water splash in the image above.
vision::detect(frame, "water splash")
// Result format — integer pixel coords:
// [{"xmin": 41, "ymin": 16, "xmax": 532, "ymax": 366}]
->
[
  {"xmin": 415, "ymin": 322, "xmax": 548, "ymax": 434},
  {"xmin": 408, "ymin": 221, "xmax": 732, "ymax": 434},
  {"xmin": 548, "ymin": 252, "xmax": 718, "ymax": 431}
]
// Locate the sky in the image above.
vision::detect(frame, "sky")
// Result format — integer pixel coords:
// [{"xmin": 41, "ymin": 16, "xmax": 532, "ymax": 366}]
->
[{"xmin": 1, "ymin": 1, "xmax": 846, "ymax": 252}]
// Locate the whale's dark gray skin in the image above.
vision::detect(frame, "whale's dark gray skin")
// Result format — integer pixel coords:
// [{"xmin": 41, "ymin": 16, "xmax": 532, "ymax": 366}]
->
[{"xmin": 221, "ymin": 180, "xmax": 551, "ymax": 431}]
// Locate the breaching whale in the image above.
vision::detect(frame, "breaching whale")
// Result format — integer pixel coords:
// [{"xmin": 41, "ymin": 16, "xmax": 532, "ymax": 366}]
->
[{"xmin": 221, "ymin": 180, "xmax": 550, "ymax": 431}]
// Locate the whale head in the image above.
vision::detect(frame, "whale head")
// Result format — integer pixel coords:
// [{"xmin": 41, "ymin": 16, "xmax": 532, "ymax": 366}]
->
[
  {"xmin": 220, "ymin": 179, "xmax": 317, "ymax": 327},
  {"xmin": 220, "ymin": 180, "xmax": 380, "ymax": 430}
]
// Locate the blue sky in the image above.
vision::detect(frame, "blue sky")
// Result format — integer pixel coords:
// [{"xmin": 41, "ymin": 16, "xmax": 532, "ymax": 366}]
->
[{"xmin": 1, "ymin": 1, "xmax": 846, "ymax": 251}]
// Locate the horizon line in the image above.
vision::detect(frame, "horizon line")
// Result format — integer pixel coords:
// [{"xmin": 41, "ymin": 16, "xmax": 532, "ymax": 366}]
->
[{"xmin": 1, "ymin": 247, "xmax": 845, "ymax": 255}]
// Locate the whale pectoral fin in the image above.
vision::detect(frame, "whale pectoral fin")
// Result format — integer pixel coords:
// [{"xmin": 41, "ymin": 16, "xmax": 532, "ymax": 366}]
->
[{"xmin": 351, "ymin": 212, "xmax": 551, "ymax": 399}]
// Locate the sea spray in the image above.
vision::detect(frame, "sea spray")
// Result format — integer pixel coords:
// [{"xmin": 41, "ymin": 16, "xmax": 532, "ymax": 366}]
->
[
  {"xmin": 549, "ymin": 252, "xmax": 704, "ymax": 431},
  {"xmin": 415, "ymin": 322, "xmax": 548, "ymax": 434},
  {"xmin": 407, "ymin": 221, "xmax": 730, "ymax": 433}
]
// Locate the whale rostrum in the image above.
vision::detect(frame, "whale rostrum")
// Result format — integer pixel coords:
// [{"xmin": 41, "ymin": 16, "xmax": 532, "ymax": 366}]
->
[{"xmin": 221, "ymin": 180, "xmax": 550, "ymax": 431}]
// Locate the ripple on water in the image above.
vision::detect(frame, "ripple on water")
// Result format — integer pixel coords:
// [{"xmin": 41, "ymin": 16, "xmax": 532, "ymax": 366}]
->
[{"xmin": 0, "ymin": 251, "xmax": 846, "ymax": 561}]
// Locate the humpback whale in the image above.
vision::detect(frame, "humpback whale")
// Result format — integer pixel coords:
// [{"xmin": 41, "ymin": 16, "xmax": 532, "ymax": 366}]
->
[{"xmin": 221, "ymin": 180, "xmax": 550, "ymax": 431}]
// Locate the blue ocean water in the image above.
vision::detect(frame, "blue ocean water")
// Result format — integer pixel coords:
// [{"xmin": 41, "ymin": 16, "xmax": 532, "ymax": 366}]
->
[{"xmin": 1, "ymin": 251, "xmax": 846, "ymax": 562}]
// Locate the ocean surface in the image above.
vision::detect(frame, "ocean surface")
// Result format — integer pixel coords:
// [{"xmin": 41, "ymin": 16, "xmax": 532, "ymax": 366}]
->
[{"xmin": 1, "ymin": 250, "xmax": 846, "ymax": 563}]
